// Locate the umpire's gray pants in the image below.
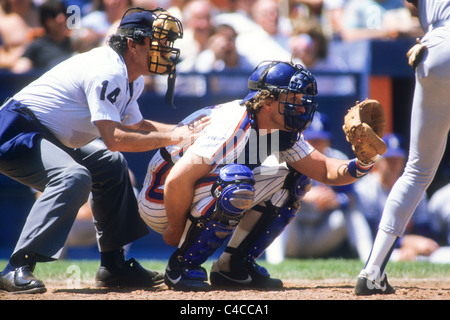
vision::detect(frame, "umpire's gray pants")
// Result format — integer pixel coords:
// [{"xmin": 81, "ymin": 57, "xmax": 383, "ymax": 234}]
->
[{"xmin": 0, "ymin": 137, "xmax": 149, "ymax": 261}]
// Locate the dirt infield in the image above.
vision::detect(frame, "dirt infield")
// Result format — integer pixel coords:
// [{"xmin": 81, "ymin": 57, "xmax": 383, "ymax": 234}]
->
[{"xmin": 1, "ymin": 278, "xmax": 449, "ymax": 300}]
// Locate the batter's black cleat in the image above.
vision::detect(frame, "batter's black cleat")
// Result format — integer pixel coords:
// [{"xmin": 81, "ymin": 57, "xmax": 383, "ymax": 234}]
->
[
  {"xmin": 210, "ymin": 260, "xmax": 283, "ymax": 289},
  {"xmin": 164, "ymin": 264, "xmax": 210, "ymax": 291},
  {"xmin": 0, "ymin": 265, "xmax": 47, "ymax": 294},
  {"xmin": 355, "ymin": 271, "xmax": 396, "ymax": 296},
  {"xmin": 95, "ymin": 257, "xmax": 164, "ymax": 288}
]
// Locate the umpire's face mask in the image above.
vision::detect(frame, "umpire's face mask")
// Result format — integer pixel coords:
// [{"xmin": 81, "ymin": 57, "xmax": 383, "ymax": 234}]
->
[
  {"xmin": 118, "ymin": 8, "xmax": 183, "ymax": 108},
  {"xmin": 148, "ymin": 11, "xmax": 183, "ymax": 76},
  {"xmin": 118, "ymin": 8, "xmax": 183, "ymax": 76}
]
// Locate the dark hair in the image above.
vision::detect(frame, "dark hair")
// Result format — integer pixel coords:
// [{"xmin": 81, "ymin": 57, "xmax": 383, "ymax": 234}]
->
[
  {"xmin": 107, "ymin": 34, "xmax": 129, "ymax": 55},
  {"xmin": 39, "ymin": 0, "xmax": 67, "ymax": 32},
  {"xmin": 107, "ymin": 32, "xmax": 147, "ymax": 55}
]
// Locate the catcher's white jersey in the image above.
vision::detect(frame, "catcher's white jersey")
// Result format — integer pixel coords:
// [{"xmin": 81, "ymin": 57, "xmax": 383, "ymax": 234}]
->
[
  {"xmin": 138, "ymin": 100, "xmax": 314, "ymax": 233},
  {"xmin": 14, "ymin": 46, "xmax": 144, "ymax": 148},
  {"xmin": 164, "ymin": 100, "xmax": 314, "ymax": 168}
]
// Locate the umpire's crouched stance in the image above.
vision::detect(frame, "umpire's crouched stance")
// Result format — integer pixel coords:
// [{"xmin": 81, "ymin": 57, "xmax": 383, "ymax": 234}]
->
[{"xmin": 0, "ymin": 7, "xmax": 209, "ymax": 294}]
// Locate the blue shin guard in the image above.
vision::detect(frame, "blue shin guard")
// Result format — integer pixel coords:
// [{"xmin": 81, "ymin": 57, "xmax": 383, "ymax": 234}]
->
[
  {"xmin": 238, "ymin": 172, "xmax": 311, "ymax": 261},
  {"xmin": 175, "ymin": 164, "xmax": 256, "ymax": 267}
]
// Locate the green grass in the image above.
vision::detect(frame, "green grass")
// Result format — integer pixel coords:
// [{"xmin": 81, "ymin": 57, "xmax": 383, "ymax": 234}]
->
[{"xmin": 1, "ymin": 259, "xmax": 449, "ymax": 282}]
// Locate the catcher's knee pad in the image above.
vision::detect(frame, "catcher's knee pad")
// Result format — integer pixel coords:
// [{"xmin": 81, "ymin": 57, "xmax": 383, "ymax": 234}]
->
[
  {"xmin": 235, "ymin": 172, "xmax": 311, "ymax": 261},
  {"xmin": 177, "ymin": 164, "xmax": 256, "ymax": 266}
]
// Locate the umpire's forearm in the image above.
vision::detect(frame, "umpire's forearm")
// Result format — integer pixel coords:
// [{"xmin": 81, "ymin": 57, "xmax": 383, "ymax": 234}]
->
[{"xmin": 96, "ymin": 119, "xmax": 180, "ymax": 152}]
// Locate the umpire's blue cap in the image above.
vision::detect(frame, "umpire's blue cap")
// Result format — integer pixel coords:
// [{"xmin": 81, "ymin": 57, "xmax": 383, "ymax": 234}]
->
[{"xmin": 119, "ymin": 10, "xmax": 156, "ymax": 32}]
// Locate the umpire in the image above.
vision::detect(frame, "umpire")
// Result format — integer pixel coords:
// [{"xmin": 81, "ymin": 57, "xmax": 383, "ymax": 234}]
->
[{"xmin": 0, "ymin": 7, "xmax": 207, "ymax": 294}]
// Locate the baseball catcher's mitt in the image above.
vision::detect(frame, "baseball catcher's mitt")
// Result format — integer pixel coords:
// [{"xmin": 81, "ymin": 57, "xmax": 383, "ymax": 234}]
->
[{"xmin": 343, "ymin": 99, "xmax": 387, "ymax": 164}]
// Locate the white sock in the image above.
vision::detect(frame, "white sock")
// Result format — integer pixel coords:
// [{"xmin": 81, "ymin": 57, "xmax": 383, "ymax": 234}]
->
[{"xmin": 363, "ymin": 229, "xmax": 398, "ymax": 280}]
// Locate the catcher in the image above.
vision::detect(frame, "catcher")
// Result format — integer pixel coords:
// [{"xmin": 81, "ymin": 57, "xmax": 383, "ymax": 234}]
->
[{"xmin": 138, "ymin": 60, "xmax": 387, "ymax": 290}]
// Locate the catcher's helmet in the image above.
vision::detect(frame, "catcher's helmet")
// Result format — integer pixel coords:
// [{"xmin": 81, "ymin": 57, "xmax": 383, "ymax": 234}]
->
[{"xmin": 242, "ymin": 60, "xmax": 318, "ymax": 140}]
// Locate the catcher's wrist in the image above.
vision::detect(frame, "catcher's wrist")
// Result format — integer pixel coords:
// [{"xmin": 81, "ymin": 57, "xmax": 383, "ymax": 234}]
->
[{"xmin": 348, "ymin": 158, "xmax": 374, "ymax": 178}]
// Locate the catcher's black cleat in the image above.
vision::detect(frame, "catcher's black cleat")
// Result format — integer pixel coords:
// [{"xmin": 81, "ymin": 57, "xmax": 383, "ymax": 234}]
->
[
  {"xmin": 95, "ymin": 258, "xmax": 164, "ymax": 288},
  {"xmin": 210, "ymin": 260, "xmax": 283, "ymax": 289},
  {"xmin": 355, "ymin": 271, "xmax": 396, "ymax": 296},
  {"xmin": 164, "ymin": 264, "xmax": 210, "ymax": 291},
  {"xmin": 0, "ymin": 265, "xmax": 46, "ymax": 294}
]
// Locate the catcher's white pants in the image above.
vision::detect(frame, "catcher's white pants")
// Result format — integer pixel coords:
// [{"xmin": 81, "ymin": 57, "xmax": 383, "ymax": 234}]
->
[
  {"xmin": 138, "ymin": 154, "xmax": 290, "ymax": 235},
  {"xmin": 378, "ymin": 27, "xmax": 450, "ymax": 237}
]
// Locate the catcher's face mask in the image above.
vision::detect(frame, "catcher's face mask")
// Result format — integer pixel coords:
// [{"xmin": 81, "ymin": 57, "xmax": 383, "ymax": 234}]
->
[
  {"xmin": 117, "ymin": 7, "xmax": 183, "ymax": 107},
  {"xmin": 281, "ymin": 67, "xmax": 318, "ymax": 136},
  {"xmin": 242, "ymin": 60, "xmax": 318, "ymax": 141}
]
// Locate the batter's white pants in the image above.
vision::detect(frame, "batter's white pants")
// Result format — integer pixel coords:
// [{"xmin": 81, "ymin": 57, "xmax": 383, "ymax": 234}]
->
[{"xmin": 378, "ymin": 27, "xmax": 450, "ymax": 237}]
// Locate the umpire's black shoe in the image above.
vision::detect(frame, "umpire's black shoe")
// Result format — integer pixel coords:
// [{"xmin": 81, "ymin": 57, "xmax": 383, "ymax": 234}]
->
[
  {"xmin": 95, "ymin": 258, "xmax": 164, "ymax": 288},
  {"xmin": 355, "ymin": 271, "xmax": 396, "ymax": 296},
  {"xmin": 0, "ymin": 265, "xmax": 46, "ymax": 294}
]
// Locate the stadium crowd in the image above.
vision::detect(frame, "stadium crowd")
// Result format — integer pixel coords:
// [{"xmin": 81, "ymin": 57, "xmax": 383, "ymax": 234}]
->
[{"xmin": 0, "ymin": 0, "xmax": 423, "ymax": 75}]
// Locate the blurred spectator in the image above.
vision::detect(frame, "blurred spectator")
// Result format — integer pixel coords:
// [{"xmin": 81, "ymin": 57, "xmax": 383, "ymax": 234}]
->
[
  {"xmin": 133, "ymin": 0, "xmax": 165, "ymax": 10},
  {"xmin": 428, "ymin": 183, "xmax": 450, "ymax": 246},
  {"xmin": 162, "ymin": 0, "xmax": 216, "ymax": 96},
  {"xmin": 165, "ymin": 0, "xmax": 188, "ymax": 21},
  {"xmin": 289, "ymin": 17, "xmax": 327, "ymax": 68},
  {"xmin": 176, "ymin": 0, "xmax": 216, "ymax": 68},
  {"xmin": 266, "ymin": 113, "xmax": 373, "ymax": 263},
  {"xmin": 0, "ymin": 0, "xmax": 43, "ymax": 69},
  {"xmin": 80, "ymin": 0, "xmax": 131, "ymax": 47},
  {"xmin": 354, "ymin": 133, "xmax": 442, "ymax": 262},
  {"xmin": 12, "ymin": 0, "xmax": 74, "ymax": 73},
  {"xmin": 213, "ymin": 0, "xmax": 260, "ymax": 35},
  {"xmin": 291, "ymin": 0, "xmax": 324, "ymax": 19},
  {"xmin": 341, "ymin": 0, "xmax": 423, "ymax": 42},
  {"xmin": 193, "ymin": 24, "xmax": 254, "ymax": 72},
  {"xmin": 289, "ymin": 17, "xmax": 355, "ymax": 95},
  {"xmin": 187, "ymin": 24, "xmax": 254, "ymax": 95},
  {"xmin": 71, "ymin": 27, "xmax": 103, "ymax": 54},
  {"xmin": 321, "ymin": 0, "xmax": 350, "ymax": 40},
  {"xmin": 236, "ymin": 0, "xmax": 293, "ymax": 68}
]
